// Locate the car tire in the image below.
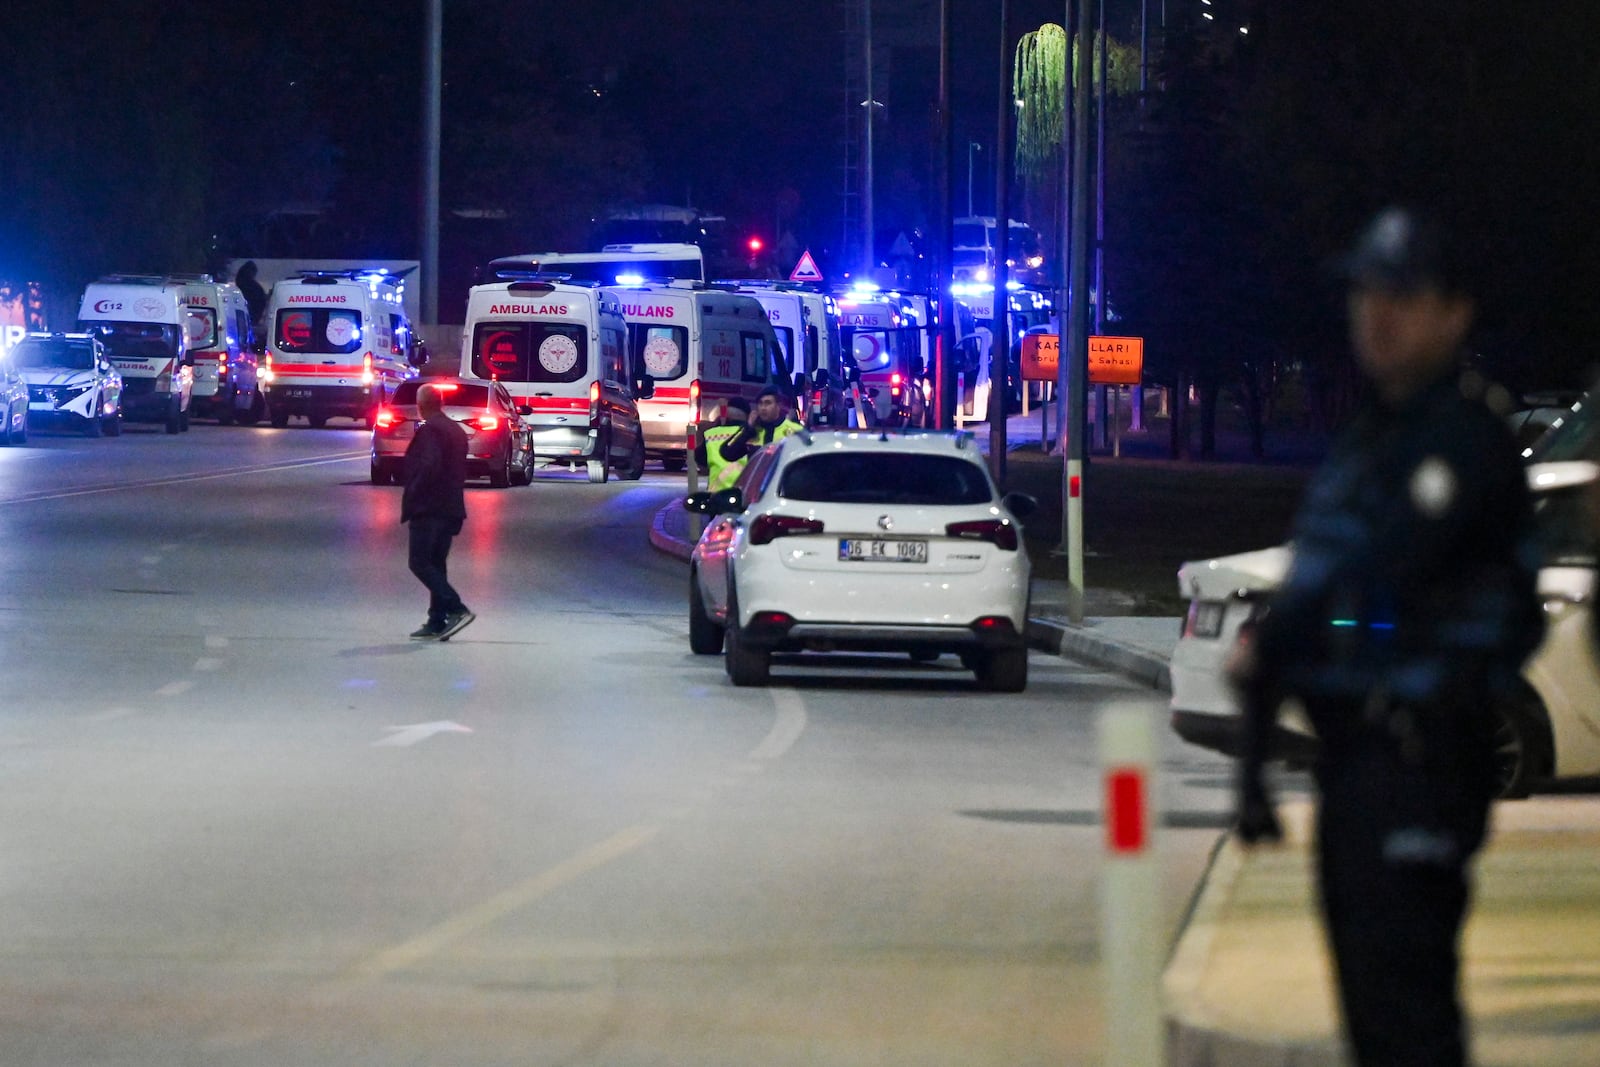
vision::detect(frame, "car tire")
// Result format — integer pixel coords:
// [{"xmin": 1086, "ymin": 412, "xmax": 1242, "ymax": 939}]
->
[
  {"xmin": 619, "ymin": 433, "xmax": 646, "ymax": 480},
  {"xmin": 975, "ymin": 647, "xmax": 1028, "ymax": 692},
  {"xmin": 586, "ymin": 455, "xmax": 609, "ymax": 484},
  {"xmin": 8, "ymin": 407, "xmax": 27, "ymax": 445},
  {"xmin": 269, "ymin": 408, "xmax": 289, "ymax": 429},
  {"xmin": 237, "ymin": 391, "xmax": 262, "ymax": 426},
  {"xmin": 370, "ymin": 459, "xmax": 390, "ymax": 486},
  {"xmin": 165, "ymin": 398, "xmax": 183, "ymax": 434},
  {"xmin": 688, "ymin": 572, "xmax": 724, "ymax": 654},
  {"xmin": 84, "ymin": 412, "xmax": 103, "ymax": 438},
  {"xmin": 308, "ymin": 414, "xmax": 327, "ymax": 429},
  {"xmin": 1491, "ymin": 686, "xmax": 1553, "ymax": 799},
  {"xmin": 489, "ymin": 446, "xmax": 511, "ymax": 488},
  {"xmin": 725, "ymin": 624, "xmax": 770, "ymax": 686},
  {"xmin": 216, "ymin": 394, "xmax": 236, "ymax": 426},
  {"xmin": 662, "ymin": 454, "xmax": 687, "ymax": 473},
  {"xmin": 103, "ymin": 409, "xmax": 121, "ymax": 436}
]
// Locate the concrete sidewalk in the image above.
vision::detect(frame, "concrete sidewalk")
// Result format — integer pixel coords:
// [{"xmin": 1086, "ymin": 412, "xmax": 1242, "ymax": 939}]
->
[{"xmin": 647, "ymin": 483, "xmax": 1600, "ymax": 1067}]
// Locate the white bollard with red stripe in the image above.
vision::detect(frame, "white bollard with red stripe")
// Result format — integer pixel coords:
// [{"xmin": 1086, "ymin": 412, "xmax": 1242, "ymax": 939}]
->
[{"xmin": 1099, "ymin": 700, "xmax": 1164, "ymax": 1067}]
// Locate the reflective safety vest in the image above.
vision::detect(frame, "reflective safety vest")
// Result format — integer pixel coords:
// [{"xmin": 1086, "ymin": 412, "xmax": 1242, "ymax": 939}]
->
[{"xmin": 705, "ymin": 417, "xmax": 804, "ymax": 491}]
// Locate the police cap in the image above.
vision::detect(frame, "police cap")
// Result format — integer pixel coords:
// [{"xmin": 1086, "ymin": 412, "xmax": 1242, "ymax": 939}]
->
[{"xmin": 1336, "ymin": 206, "xmax": 1471, "ymax": 297}]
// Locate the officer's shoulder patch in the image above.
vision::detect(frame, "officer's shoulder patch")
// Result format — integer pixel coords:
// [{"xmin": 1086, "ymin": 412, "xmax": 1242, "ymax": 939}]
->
[{"xmin": 1410, "ymin": 455, "xmax": 1457, "ymax": 519}]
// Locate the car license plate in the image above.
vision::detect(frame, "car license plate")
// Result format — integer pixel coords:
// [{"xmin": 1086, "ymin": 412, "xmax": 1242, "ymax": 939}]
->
[
  {"xmin": 838, "ymin": 538, "xmax": 928, "ymax": 563},
  {"xmin": 285, "ymin": 388, "xmax": 314, "ymax": 399},
  {"xmin": 1187, "ymin": 600, "xmax": 1226, "ymax": 638}
]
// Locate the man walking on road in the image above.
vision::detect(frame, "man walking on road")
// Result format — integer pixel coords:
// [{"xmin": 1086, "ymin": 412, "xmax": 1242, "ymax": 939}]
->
[
  {"xmin": 1228, "ymin": 206, "xmax": 1543, "ymax": 1067},
  {"xmin": 402, "ymin": 383, "xmax": 475, "ymax": 641}
]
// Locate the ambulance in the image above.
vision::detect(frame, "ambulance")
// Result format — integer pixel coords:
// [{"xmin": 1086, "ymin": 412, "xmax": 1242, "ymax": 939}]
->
[
  {"xmin": 460, "ymin": 276, "xmax": 652, "ymax": 483},
  {"xmin": 177, "ymin": 276, "xmax": 261, "ymax": 424},
  {"xmin": 616, "ymin": 282, "xmax": 793, "ymax": 470},
  {"xmin": 834, "ymin": 285, "xmax": 929, "ymax": 427},
  {"xmin": 720, "ymin": 280, "xmax": 857, "ymax": 428},
  {"xmin": 76, "ymin": 275, "xmax": 194, "ymax": 433},
  {"xmin": 259, "ymin": 269, "xmax": 419, "ymax": 428}
]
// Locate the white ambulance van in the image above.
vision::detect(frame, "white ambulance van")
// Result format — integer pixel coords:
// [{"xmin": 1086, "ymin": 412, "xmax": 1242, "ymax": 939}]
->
[
  {"xmin": 177, "ymin": 276, "xmax": 261, "ymax": 424},
  {"xmin": 722, "ymin": 280, "xmax": 856, "ymax": 428},
  {"xmin": 77, "ymin": 275, "xmax": 194, "ymax": 433},
  {"xmin": 834, "ymin": 286, "xmax": 928, "ymax": 427},
  {"xmin": 459, "ymin": 276, "xmax": 652, "ymax": 483},
  {"xmin": 260, "ymin": 269, "xmax": 418, "ymax": 428},
  {"xmin": 617, "ymin": 283, "xmax": 792, "ymax": 470}
]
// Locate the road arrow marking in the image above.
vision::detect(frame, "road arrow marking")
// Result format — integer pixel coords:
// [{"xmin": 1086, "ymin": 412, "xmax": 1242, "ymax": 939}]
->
[{"xmin": 373, "ymin": 721, "xmax": 474, "ymax": 747}]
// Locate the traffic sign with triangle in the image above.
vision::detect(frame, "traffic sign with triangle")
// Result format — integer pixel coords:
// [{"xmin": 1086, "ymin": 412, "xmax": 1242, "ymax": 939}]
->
[{"xmin": 789, "ymin": 249, "xmax": 824, "ymax": 282}]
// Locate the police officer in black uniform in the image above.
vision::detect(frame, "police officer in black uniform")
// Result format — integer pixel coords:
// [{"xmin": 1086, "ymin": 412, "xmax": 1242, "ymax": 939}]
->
[{"xmin": 1228, "ymin": 207, "xmax": 1544, "ymax": 1067}]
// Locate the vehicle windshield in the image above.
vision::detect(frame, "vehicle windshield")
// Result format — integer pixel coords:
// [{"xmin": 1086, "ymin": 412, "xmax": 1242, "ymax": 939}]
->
[
  {"xmin": 392, "ymin": 381, "xmax": 491, "ymax": 408},
  {"xmin": 629, "ymin": 324, "xmax": 689, "ymax": 380},
  {"xmin": 778, "ymin": 453, "xmax": 994, "ymax": 506},
  {"xmin": 1524, "ymin": 393, "xmax": 1595, "ymax": 461},
  {"xmin": 96, "ymin": 323, "xmax": 182, "ymax": 361},
  {"xmin": 845, "ymin": 327, "xmax": 921, "ymax": 373},
  {"xmin": 12, "ymin": 338, "xmax": 96, "ymax": 370},
  {"xmin": 275, "ymin": 308, "xmax": 363, "ymax": 355},
  {"xmin": 471, "ymin": 321, "xmax": 588, "ymax": 384}
]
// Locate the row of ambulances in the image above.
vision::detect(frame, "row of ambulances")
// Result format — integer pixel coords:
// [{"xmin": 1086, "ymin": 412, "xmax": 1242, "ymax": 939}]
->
[{"xmin": 76, "ymin": 275, "xmax": 197, "ymax": 433}]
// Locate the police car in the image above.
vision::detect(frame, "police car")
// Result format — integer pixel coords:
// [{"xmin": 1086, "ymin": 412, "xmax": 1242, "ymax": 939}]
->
[
  {"xmin": 684, "ymin": 429, "xmax": 1037, "ymax": 689},
  {"xmin": 11, "ymin": 332, "xmax": 124, "ymax": 437},
  {"xmin": 1169, "ymin": 460, "xmax": 1600, "ymax": 797}
]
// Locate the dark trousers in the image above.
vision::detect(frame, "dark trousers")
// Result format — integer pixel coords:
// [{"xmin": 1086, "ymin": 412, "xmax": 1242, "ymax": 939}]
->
[
  {"xmin": 408, "ymin": 516, "xmax": 465, "ymax": 627},
  {"xmin": 1315, "ymin": 743, "xmax": 1486, "ymax": 1067}
]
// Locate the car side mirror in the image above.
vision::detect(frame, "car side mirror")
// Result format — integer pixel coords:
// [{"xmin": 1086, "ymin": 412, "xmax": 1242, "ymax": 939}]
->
[
  {"xmin": 635, "ymin": 374, "xmax": 655, "ymax": 400},
  {"xmin": 1001, "ymin": 491, "xmax": 1039, "ymax": 522},
  {"xmin": 409, "ymin": 343, "xmax": 429, "ymax": 369},
  {"xmin": 792, "ymin": 371, "xmax": 808, "ymax": 393},
  {"xmin": 812, "ymin": 368, "xmax": 831, "ymax": 389}
]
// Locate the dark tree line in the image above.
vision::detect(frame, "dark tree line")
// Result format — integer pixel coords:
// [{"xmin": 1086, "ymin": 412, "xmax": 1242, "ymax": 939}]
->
[{"xmin": 1105, "ymin": 1, "xmax": 1600, "ymax": 457}]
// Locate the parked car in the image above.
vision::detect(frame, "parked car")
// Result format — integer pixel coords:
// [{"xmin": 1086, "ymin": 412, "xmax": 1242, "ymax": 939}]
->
[
  {"xmin": 0, "ymin": 346, "xmax": 29, "ymax": 444},
  {"xmin": 1169, "ymin": 459, "xmax": 1600, "ymax": 797},
  {"xmin": 12, "ymin": 332, "xmax": 124, "ymax": 437},
  {"xmin": 369, "ymin": 378, "xmax": 534, "ymax": 488},
  {"xmin": 684, "ymin": 429, "xmax": 1037, "ymax": 689}
]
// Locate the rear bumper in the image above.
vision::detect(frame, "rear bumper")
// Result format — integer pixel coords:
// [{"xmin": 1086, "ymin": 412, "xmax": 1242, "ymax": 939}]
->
[
  {"xmin": 528, "ymin": 425, "xmax": 599, "ymax": 459},
  {"xmin": 264, "ymin": 383, "xmax": 378, "ymax": 417},
  {"xmin": 742, "ymin": 617, "xmax": 1028, "ymax": 656}
]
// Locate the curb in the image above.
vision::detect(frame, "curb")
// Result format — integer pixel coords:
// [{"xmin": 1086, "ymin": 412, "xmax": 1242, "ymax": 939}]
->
[
  {"xmin": 649, "ymin": 503, "xmax": 694, "ymax": 563},
  {"xmin": 1025, "ymin": 618, "xmax": 1173, "ymax": 692}
]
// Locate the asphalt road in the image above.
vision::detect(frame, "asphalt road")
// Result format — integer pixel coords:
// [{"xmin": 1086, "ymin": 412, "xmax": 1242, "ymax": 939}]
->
[{"xmin": 0, "ymin": 420, "xmax": 1235, "ymax": 1066}]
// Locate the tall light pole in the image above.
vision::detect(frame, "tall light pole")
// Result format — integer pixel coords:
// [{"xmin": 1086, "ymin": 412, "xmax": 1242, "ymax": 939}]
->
[
  {"xmin": 861, "ymin": 0, "xmax": 876, "ymax": 275},
  {"xmin": 966, "ymin": 141, "xmax": 979, "ymax": 217},
  {"xmin": 421, "ymin": 0, "xmax": 441, "ymax": 329}
]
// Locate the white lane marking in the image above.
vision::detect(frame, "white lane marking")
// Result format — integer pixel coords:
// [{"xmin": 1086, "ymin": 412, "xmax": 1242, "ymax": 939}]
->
[
  {"xmin": 748, "ymin": 688, "xmax": 807, "ymax": 762},
  {"xmin": 341, "ymin": 823, "xmax": 661, "ymax": 983},
  {"xmin": 204, "ymin": 635, "xmax": 230, "ymax": 650},
  {"xmin": 193, "ymin": 657, "xmax": 223, "ymax": 672},
  {"xmin": 140, "ymin": 555, "xmax": 162, "ymax": 566},
  {"xmin": 155, "ymin": 680, "xmax": 194, "ymax": 697},
  {"xmin": 373, "ymin": 721, "xmax": 474, "ymax": 747},
  {"xmin": 1, "ymin": 452, "xmax": 366, "ymax": 505}
]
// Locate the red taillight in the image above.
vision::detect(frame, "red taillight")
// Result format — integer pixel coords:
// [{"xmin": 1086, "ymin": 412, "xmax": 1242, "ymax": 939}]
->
[
  {"xmin": 945, "ymin": 518, "xmax": 1019, "ymax": 551},
  {"xmin": 361, "ymin": 352, "xmax": 375, "ymax": 385},
  {"xmin": 374, "ymin": 406, "xmax": 398, "ymax": 430},
  {"xmin": 689, "ymin": 378, "xmax": 702, "ymax": 423},
  {"xmin": 475, "ymin": 414, "xmax": 500, "ymax": 431},
  {"xmin": 972, "ymin": 615, "xmax": 1017, "ymax": 634},
  {"xmin": 749, "ymin": 610, "xmax": 795, "ymax": 631},
  {"xmin": 749, "ymin": 514, "xmax": 825, "ymax": 546},
  {"xmin": 589, "ymin": 380, "xmax": 601, "ymax": 420}
]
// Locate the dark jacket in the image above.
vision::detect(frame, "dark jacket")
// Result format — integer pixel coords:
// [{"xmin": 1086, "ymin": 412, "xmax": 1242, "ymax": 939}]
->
[
  {"xmin": 1243, "ymin": 371, "xmax": 1543, "ymax": 799},
  {"xmin": 718, "ymin": 414, "xmax": 804, "ymax": 463},
  {"xmin": 401, "ymin": 411, "xmax": 469, "ymax": 528}
]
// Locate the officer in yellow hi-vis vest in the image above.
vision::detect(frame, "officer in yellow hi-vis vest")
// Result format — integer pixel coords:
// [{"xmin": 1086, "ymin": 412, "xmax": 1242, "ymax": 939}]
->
[
  {"xmin": 707, "ymin": 387, "xmax": 804, "ymax": 491},
  {"xmin": 700, "ymin": 397, "xmax": 752, "ymax": 492}
]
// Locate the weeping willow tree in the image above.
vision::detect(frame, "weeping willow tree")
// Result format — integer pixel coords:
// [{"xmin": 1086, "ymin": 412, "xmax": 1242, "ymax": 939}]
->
[{"xmin": 1013, "ymin": 23, "xmax": 1140, "ymax": 266}]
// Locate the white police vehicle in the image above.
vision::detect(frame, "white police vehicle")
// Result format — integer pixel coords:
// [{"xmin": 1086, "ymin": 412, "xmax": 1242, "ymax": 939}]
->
[{"xmin": 12, "ymin": 332, "xmax": 124, "ymax": 437}]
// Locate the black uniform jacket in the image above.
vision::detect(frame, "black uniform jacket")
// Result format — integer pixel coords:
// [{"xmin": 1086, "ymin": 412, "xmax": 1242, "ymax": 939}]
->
[{"xmin": 401, "ymin": 411, "xmax": 469, "ymax": 528}]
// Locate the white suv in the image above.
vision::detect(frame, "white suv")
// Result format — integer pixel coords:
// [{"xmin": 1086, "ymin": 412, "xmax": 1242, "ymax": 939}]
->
[{"xmin": 685, "ymin": 429, "xmax": 1036, "ymax": 689}]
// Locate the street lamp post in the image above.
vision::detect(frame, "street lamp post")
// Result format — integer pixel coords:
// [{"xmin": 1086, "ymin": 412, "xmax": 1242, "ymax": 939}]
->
[{"xmin": 967, "ymin": 141, "xmax": 982, "ymax": 217}]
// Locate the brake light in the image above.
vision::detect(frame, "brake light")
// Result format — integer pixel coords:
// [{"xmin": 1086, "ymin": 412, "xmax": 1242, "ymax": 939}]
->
[
  {"xmin": 361, "ymin": 352, "xmax": 375, "ymax": 385},
  {"xmin": 890, "ymin": 371, "xmax": 903, "ymax": 398},
  {"xmin": 374, "ymin": 406, "xmax": 398, "ymax": 430},
  {"xmin": 689, "ymin": 378, "xmax": 702, "ymax": 422},
  {"xmin": 748, "ymin": 610, "xmax": 796, "ymax": 633},
  {"xmin": 945, "ymin": 518, "xmax": 1019, "ymax": 551},
  {"xmin": 260, "ymin": 354, "xmax": 275, "ymax": 384},
  {"xmin": 589, "ymin": 380, "xmax": 601, "ymax": 420},
  {"xmin": 475, "ymin": 413, "xmax": 500, "ymax": 431},
  {"xmin": 749, "ymin": 514, "xmax": 825, "ymax": 545}
]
